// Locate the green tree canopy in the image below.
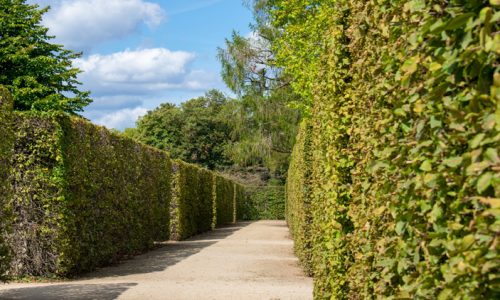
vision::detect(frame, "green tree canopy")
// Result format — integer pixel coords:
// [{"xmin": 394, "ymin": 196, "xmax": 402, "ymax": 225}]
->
[
  {"xmin": 133, "ymin": 90, "xmax": 234, "ymax": 170},
  {"xmin": 0, "ymin": 0, "xmax": 91, "ymax": 114},
  {"xmin": 216, "ymin": 2, "xmax": 301, "ymax": 182}
]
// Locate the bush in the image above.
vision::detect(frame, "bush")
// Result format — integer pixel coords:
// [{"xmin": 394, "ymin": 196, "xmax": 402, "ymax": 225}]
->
[
  {"xmin": 281, "ymin": 0, "xmax": 499, "ymax": 298},
  {"xmin": 8, "ymin": 113, "xmax": 171, "ymax": 276},
  {"xmin": 170, "ymin": 161, "xmax": 215, "ymax": 240},
  {"xmin": 238, "ymin": 186, "xmax": 285, "ymax": 221},
  {"xmin": 0, "ymin": 86, "xmax": 13, "ymax": 281}
]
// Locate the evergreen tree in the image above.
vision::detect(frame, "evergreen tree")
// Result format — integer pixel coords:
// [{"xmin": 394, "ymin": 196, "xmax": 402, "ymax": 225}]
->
[{"xmin": 0, "ymin": 0, "xmax": 91, "ymax": 114}]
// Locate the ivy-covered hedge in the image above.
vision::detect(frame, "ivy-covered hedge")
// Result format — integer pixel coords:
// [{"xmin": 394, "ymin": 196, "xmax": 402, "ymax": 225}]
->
[
  {"xmin": 237, "ymin": 186, "xmax": 285, "ymax": 221},
  {"xmin": 170, "ymin": 161, "xmax": 215, "ymax": 240},
  {"xmin": 0, "ymin": 87, "xmax": 13, "ymax": 281},
  {"xmin": 280, "ymin": 0, "xmax": 499, "ymax": 298},
  {"xmin": 214, "ymin": 175, "xmax": 235, "ymax": 226},
  {"xmin": 9, "ymin": 113, "xmax": 171, "ymax": 277}
]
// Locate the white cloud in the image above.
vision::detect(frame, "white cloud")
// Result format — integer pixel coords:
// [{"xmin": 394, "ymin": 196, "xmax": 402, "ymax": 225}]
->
[
  {"xmin": 42, "ymin": 0, "xmax": 165, "ymax": 51},
  {"xmin": 74, "ymin": 48, "xmax": 215, "ymax": 95},
  {"xmin": 84, "ymin": 95, "xmax": 144, "ymax": 111},
  {"xmin": 93, "ymin": 107, "xmax": 148, "ymax": 130},
  {"xmin": 75, "ymin": 48, "xmax": 221, "ymax": 129}
]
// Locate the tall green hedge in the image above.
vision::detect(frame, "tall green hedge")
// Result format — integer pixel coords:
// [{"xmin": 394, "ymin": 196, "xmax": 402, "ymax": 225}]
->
[
  {"xmin": 9, "ymin": 113, "xmax": 171, "ymax": 277},
  {"xmin": 170, "ymin": 161, "xmax": 215, "ymax": 240},
  {"xmin": 214, "ymin": 175, "xmax": 235, "ymax": 226},
  {"xmin": 0, "ymin": 86, "xmax": 13, "ymax": 281},
  {"xmin": 237, "ymin": 186, "xmax": 285, "ymax": 221},
  {"xmin": 282, "ymin": 0, "xmax": 499, "ymax": 298},
  {"xmin": 285, "ymin": 121, "xmax": 312, "ymax": 275}
]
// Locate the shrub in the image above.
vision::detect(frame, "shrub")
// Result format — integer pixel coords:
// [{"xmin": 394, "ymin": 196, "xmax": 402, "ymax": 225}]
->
[
  {"xmin": 0, "ymin": 86, "xmax": 13, "ymax": 281},
  {"xmin": 170, "ymin": 161, "xmax": 215, "ymax": 240},
  {"xmin": 281, "ymin": 0, "xmax": 499, "ymax": 298},
  {"xmin": 8, "ymin": 113, "xmax": 171, "ymax": 276},
  {"xmin": 238, "ymin": 186, "xmax": 285, "ymax": 221}
]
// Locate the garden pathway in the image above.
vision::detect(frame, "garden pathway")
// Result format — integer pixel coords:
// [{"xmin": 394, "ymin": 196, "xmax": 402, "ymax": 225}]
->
[{"xmin": 0, "ymin": 220, "xmax": 312, "ymax": 300}]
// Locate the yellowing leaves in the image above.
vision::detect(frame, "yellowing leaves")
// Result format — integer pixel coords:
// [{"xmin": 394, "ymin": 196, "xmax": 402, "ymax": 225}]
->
[
  {"xmin": 478, "ymin": 197, "xmax": 500, "ymax": 209},
  {"xmin": 401, "ymin": 55, "xmax": 421, "ymax": 75},
  {"xmin": 443, "ymin": 156, "xmax": 463, "ymax": 168},
  {"xmin": 413, "ymin": 100, "xmax": 425, "ymax": 114},
  {"xmin": 428, "ymin": 62, "xmax": 442, "ymax": 72},
  {"xmin": 477, "ymin": 172, "xmax": 493, "ymax": 193}
]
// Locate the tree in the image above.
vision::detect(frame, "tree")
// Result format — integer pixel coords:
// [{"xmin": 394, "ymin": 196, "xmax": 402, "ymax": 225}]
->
[
  {"xmin": 0, "ymin": 0, "xmax": 91, "ymax": 114},
  {"xmin": 225, "ymin": 87, "xmax": 300, "ymax": 182},
  {"xmin": 217, "ymin": 1, "xmax": 301, "ymax": 182},
  {"xmin": 217, "ymin": 4, "xmax": 287, "ymax": 97},
  {"xmin": 134, "ymin": 90, "xmax": 234, "ymax": 170}
]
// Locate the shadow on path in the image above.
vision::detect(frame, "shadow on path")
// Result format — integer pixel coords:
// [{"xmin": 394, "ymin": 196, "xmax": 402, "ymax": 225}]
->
[
  {"xmin": 0, "ymin": 283, "xmax": 137, "ymax": 300},
  {"xmin": 81, "ymin": 222, "xmax": 252, "ymax": 279},
  {"xmin": 0, "ymin": 222, "xmax": 253, "ymax": 300}
]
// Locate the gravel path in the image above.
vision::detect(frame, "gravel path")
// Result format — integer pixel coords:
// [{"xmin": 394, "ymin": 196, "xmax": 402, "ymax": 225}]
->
[{"xmin": 0, "ymin": 221, "xmax": 312, "ymax": 300}]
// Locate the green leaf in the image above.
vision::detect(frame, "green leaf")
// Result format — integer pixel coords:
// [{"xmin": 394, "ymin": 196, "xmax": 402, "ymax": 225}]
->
[
  {"xmin": 480, "ymin": 7, "xmax": 493, "ymax": 24},
  {"xmin": 429, "ymin": 19, "xmax": 446, "ymax": 34},
  {"xmin": 395, "ymin": 221, "xmax": 407, "ymax": 235},
  {"xmin": 405, "ymin": 0, "xmax": 426, "ymax": 12},
  {"xmin": 420, "ymin": 160, "xmax": 432, "ymax": 172},
  {"xmin": 469, "ymin": 133, "xmax": 485, "ymax": 149},
  {"xmin": 443, "ymin": 156, "xmax": 463, "ymax": 168},
  {"xmin": 429, "ymin": 204, "xmax": 443, "ymax": 222},
  {"xmin": 401, "ymin": 56, "xmax": 420, "ymax": 74},
  {"xmin": 461, "ymin": 235, "xmax": 476, "ymax": 251},
  {"xmin": 445, "ymin": 13, "xmax": 475, "ymax": 30},
  {"xmin": 485, "ymin": 148, "xmax": 499, "ymax": 163},
  {"xmin": 477, "ymin": 172, "xmax": 493, "ymax": 193},
  {"xmin": 430, "ymin": 116, "xmax": 442, "ymax": 129},
  {"xmin": 466, "ymin": 161, "xmax": 490, "ymax": 175},
  {"xmin": 424, "ymin": 173, "xmax": 439, "ymax": 188},
  {"xmin": 429, "ymin": 62, "xmax": 442, "ymax": 72},
  {"xmin": 438, "ymin": 288, "xmax": 453, "ymax": 300}
]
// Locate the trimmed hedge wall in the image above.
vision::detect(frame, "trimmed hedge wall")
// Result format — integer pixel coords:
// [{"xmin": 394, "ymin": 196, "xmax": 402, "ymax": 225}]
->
[
  {"xmin": 3, "ymin": 111, "xmax": 246, "ymax": 278},
  {"xmin": 214, "ymin": 175, "xmax": 235, "ymax": 226},
  {"xmin": 282, "ymin": 0, "xmax": 499, "ymax": 299},
  {"xmin": 238, "ymin": 186, "xmax": 285, "ymax": 221},
  {"xmin": 9, "ymin": 113, "xmax": 171, "ymax": 276},
  {"xmin": 0, "ymin": 87, "xmax": 13, "ymax": 281},
  {"xmin": 170, "ymin": 161, "xmax": 215, "ymax": 240},
  {"xmin": 285, "ymin": 121, "xmax": 312, "ymax": 275}
]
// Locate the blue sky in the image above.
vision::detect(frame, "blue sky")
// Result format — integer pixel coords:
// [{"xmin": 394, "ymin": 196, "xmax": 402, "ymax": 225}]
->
[{"xmin": 29, "ymin": 0, "xmax": 254, "ymax": 129}]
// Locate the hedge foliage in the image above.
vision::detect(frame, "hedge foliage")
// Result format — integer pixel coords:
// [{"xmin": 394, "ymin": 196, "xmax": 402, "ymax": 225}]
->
[
  {"xmin": 168, "ymin": 163, "xmax": 250, "ymax": 241},
  {"xmin": 286, "ymin": 121, "xmax": 313, "ymax": 276},
  {"xmin": 3, "ymin": 112, "xmax": 249, "ymax": 278},
  {"xmin": 0, "ymin": 86, "xmax": 13, "ymax": 281},
  {"xmin": 281, "ymin": 0, "xmax": 499, "ymax": 298},
  {"xmin": 8, "ymin": 113, "xmax": 172, "ymax": 276},
  {"xmin": 170, "ymin": 161, "xmax": 215, "ymax": 240},
  {"xmin": 214, "ymin": 175, "xmax": 236, "ymax": 226},
  {"xmin": 238, "ymin": 186, "xmax": 285, "ymax": 221}
]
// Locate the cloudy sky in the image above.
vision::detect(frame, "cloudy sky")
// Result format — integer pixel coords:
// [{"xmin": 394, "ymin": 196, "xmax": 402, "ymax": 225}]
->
[{"xmin": 28, "ymin": 0, "xmax": 253, "ymax": 129}]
